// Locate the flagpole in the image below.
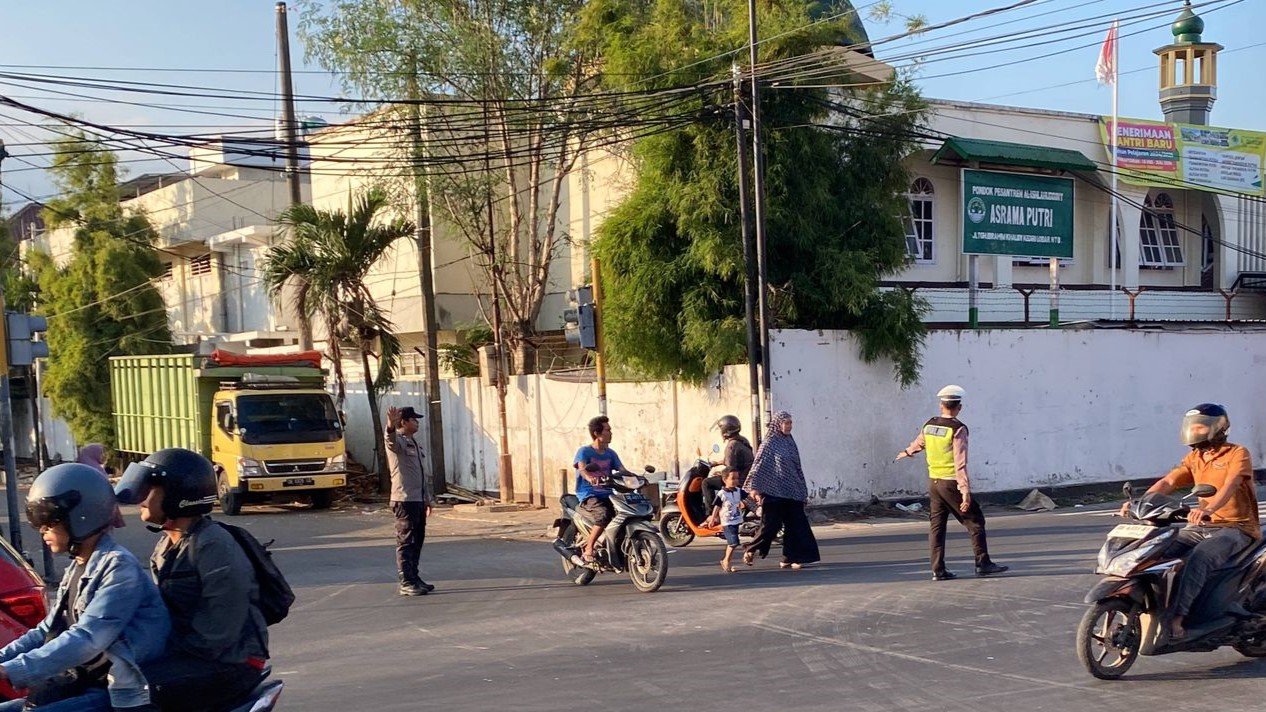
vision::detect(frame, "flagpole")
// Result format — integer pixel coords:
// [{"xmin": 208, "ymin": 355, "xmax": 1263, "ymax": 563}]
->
[{"xmin": 1109, "ymin": 19, "xmax": 1120, "ymax": 321}]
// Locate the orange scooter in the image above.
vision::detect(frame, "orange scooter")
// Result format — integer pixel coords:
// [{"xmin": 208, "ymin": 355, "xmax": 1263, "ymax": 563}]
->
[{"xmin": 658, "ymin": 458, "xmax": 761, "ymax": 547}]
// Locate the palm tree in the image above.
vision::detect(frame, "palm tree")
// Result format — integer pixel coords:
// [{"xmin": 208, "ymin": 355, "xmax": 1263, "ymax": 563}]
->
[{"xmin": 261, "ymin": 188, "xmax": 415, "ymax": 490}]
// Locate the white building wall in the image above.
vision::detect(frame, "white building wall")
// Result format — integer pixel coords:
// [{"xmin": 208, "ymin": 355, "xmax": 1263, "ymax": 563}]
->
[{"xmin": 334, "ymin": 328, "xmax": 1266, "ymax": 505}]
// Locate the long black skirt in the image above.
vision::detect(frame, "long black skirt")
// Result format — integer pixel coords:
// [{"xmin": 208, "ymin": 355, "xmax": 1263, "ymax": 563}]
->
[{"xmin": 745, "ymin": 495, "xmax": 820, "ymax": 565}]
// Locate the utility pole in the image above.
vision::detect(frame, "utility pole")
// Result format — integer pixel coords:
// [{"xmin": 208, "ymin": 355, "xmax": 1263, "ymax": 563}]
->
[
  {"xmin": 589, "ymin": 255, "xmax": 608, "ymax": 417},
  {"xmin": 732, "ymin": 64, "xmax": 762, "ymax": 445},
  {"xmin": 275, "ymin": 2, "xmax": 313, "ymax": 351},
  {"xmin": 404, "ymin": 56, "xmax": 447, "ymax": 498},
  {"xmin": 0, "ymin": 141, "xmax": 18, "ymax": 551},
  {"xmin": 747, "ymin": 0, "xmax": 773, "ymax": 420}
]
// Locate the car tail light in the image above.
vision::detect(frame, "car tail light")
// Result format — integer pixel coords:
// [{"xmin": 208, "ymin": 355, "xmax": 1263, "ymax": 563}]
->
[{"xmin": 0, "ymin": 589, "xmax": 47, "ymax": 629}]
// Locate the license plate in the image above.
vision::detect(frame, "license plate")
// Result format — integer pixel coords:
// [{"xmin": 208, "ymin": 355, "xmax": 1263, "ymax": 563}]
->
[
  {"xmin": 283, "ymin": 477, "xmax": 315, "ymax": 487},
  {"xmin": 1109, "ymin": 523, "xmax": 1153, "ymax": 540}
]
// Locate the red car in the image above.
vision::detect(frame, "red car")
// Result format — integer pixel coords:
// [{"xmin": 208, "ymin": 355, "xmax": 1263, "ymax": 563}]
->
[{"xmin": 0, "ymin": 537, "xmax": 47, "ymax": 700}]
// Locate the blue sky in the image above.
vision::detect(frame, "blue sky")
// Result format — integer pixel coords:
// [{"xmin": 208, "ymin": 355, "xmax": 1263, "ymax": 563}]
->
[{"xmin": 1, "ymin": 0, "xmax": 1261, "ymax": 207}]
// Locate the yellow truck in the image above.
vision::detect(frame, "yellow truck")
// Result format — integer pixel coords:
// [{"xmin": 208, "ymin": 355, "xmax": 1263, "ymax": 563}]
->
[{"xmin": 110, "ymin": 351, "xmax": 347, "ymax": 515}]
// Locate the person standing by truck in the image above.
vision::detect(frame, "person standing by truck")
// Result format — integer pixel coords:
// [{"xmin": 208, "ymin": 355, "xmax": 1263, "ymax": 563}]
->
[{"xmin": 387, "ymin": 406, "xmax": 434, "ymax": 597}]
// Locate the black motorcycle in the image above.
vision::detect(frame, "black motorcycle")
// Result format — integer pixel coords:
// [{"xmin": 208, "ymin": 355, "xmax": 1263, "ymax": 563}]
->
[
  {"xmin": 1076, "ymin": 483, "xmax": 1266, "ymax": 679},
  {"xmin": 550, "ymin": 466, "xmax": 669, "ymax": 593}
]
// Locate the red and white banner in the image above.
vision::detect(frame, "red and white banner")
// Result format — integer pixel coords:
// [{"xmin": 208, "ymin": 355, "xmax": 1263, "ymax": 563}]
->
[{"xmin": 1095, "ymin": 23, "xmax": 1118, "ymax": 85}]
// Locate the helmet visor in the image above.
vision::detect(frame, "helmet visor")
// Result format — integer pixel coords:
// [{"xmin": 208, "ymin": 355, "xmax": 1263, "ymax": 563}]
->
[
  {"xmin": 114, "ymin": 462, "xmax": 156, "ymax": 505},
  {"xmin": 1181, "ymin": 413, "xmax": 1224, "ymax": 446},
  {"xmin": 25, "ymin": 497, "xmax": 69, "ymax": 530}
]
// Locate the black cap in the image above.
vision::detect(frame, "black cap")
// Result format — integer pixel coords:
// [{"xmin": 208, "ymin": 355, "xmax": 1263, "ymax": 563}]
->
[{"xmin": 399, "ymin": 406, "xmax": 422, "ymax": 421}]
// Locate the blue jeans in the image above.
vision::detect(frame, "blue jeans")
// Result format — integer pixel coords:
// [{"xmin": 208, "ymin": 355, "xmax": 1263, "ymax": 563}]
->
[{"xmin": 0, "ymin": 688, "xmax": 110, "ymax": 711}]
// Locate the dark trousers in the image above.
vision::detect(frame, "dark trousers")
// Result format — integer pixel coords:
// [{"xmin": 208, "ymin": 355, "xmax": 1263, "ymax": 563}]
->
[
  {"xmin": 929, "ymin": 478, "xmax": 991, "ymax": 574},
  {"xmin": 143, "ymin": 654, "xmax": 262, "ymax": 711},
  {"xmin": 745, "ymin": 495, "xmax": 820, "ymax": 565},
  {"xmin": 1164, "ymin": 525, "xmax": 1252, "ymax": 617},
  {"xmin": 392, "ymin": 500, "xmax": 428, "ymax": 584},
  {"xmin": 700, "ymin": 475, "xmax": 724, "ymax": 520}
]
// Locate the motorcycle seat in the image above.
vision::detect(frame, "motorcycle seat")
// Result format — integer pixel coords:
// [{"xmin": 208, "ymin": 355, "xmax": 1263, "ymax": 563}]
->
[{"xmin": 560, "ymin": 494, "xmax": 579, "ymax": 510}]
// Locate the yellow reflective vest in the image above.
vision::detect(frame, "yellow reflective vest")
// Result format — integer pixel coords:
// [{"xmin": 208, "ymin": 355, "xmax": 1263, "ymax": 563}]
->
[{"xmin": 922, "ymin": 417, "xmax": 967, "ymax": 480}]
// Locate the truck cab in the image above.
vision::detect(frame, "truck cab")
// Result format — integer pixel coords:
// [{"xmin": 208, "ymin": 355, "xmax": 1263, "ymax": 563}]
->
[{"xmin": 211, "ymin": 377, "xmax": 347, "ymax": 515}]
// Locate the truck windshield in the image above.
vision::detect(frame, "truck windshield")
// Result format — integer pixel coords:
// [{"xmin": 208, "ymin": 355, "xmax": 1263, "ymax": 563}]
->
[{"xmin": 236, "ymin": 393, "xmax": 341, "ymax": 445}]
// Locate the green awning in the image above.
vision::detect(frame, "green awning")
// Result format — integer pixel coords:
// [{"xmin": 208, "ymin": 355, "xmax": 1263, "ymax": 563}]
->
[{"xmin": 931, "ymin": 136, "xmax": 1097, "ymax": 172}]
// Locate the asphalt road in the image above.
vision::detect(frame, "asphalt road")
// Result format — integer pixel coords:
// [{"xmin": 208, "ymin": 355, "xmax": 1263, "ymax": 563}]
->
[{"xmin": 18, "ymin": 498, "xmax": 1266, "ymax": 711}]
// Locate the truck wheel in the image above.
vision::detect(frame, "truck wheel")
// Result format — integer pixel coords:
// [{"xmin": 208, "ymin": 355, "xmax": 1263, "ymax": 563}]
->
[
  {"xmin": 218, "ymin": 473, "xmax": 243, "ymax": 517},
  {"xmin": 311, "ymin": 489, "xmax": 334, "ymax": 510}
]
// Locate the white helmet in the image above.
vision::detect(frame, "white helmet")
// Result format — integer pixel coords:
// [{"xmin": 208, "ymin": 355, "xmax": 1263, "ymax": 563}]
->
[{"xmin": 937, "ymin": 385, "xmax": 966, "ymax": 403}]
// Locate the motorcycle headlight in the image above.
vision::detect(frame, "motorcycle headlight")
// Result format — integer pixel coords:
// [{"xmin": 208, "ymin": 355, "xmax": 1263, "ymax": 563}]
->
[
  {"xmin": 238, "ymin": 457, "xmax": 263, "ymax": 478},
  {"xmin": 326, "ymin": 454, "xmax": 347, "ymax": 472},
  {"xmin": 1099, "ymin": 541, "xmax": 1161, "ymax": 577}
]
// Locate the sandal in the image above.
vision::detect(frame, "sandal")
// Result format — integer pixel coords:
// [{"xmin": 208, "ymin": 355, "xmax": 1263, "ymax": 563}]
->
[{"xmin": 720, "ymin": 562, "xmax": 736, "ymax": 573}]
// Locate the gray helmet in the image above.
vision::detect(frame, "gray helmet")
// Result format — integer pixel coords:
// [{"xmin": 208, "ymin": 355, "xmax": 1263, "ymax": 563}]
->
[
  {"xmin": 26, "ymin": 463, "xmax": 118, "ymax": 542},
  {"xmin": 713, "ymin": 415, "xmax": 742, "ymax": 438}
]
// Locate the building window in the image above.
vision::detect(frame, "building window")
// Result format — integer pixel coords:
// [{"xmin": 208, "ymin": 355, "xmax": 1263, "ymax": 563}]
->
[
  {"xmin": 1139, "ymin": 192, "xmax": 1183, "ymax": 268},
  {"xmin": 190, "ymin": 254, "xmax": 213, "ymax": 276},
  {"xmin": 903, "ymin": 178, "xmax": 934, "ymax": 263},
  {"xmin": 1200, "ymin": 215, "xmax": 1215, "ymax": 273},
  {"xmin": 160, "ymin": 262, "xmax": 173, "ymax": 281}
]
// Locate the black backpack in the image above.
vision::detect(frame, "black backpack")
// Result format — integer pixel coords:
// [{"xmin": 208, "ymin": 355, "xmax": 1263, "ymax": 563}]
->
[{"xmin": 218, "ymin": 522, "xmax": 295, "ymax": 625}]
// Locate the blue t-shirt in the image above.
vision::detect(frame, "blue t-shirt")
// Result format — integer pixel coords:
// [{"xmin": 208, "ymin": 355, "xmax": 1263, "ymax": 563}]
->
[{"xmin": 574, "ymin": 445, "xmax": 624, "ymax": 501}]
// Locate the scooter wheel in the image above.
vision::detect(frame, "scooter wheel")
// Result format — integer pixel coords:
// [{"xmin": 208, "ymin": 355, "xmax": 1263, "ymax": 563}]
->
[
  {"xmin": 1076, "ymin": 598, "xmax": 1141, "ymax": 679},
  {"xmin": 659, "ymin": 512, "xmax": 695, "ymax": 547}
]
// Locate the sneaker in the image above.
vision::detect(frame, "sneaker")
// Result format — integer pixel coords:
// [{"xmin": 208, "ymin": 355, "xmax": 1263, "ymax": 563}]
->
[
  {"xmin": 931, "ymin": 570, "xmax": 958, "ymax": 581},
  {"xmin": 418, "ymin": 580, "xmax": 436, "ymax": 593},
  {"xmin": 975, "ymin": 562, "xmax": 1009, "ymax": 577},
  {"xmin": 398, "ymin": 582, "xmax": 428, "ymax": 596}
]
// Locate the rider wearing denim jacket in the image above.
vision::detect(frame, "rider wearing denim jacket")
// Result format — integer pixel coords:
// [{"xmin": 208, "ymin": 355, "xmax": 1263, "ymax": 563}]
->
[{"xmin": 0, "ymin": 464, "xmax": 170, "ymax": 712}]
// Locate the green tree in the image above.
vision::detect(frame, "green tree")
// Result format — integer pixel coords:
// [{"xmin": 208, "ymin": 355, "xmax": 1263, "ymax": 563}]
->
[
  {"xmin": 32, "ymin": 132, "xmax": 172, "ymax": 445},
  {"xmin": 261, "ymin": 188, "xmax": 415, "ymax": 486},
  {"xmin": 298, "ymin": 0, "xmax": 600, "ymax": 346},
  {"xmin": 577, "ymin": 0, "xmax": 928, "ymax": 385}
]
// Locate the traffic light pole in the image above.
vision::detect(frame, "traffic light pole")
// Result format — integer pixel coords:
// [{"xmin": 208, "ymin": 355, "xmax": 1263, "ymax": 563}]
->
[{"xmin": 0, "ymin": 374, "xmax": 21, "ymax": 552}]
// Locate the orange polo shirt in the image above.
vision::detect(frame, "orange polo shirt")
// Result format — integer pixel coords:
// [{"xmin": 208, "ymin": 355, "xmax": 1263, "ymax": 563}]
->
[{"xmin": 1165, "ymin": 443, "xmax": 1260, "ymax": 539}]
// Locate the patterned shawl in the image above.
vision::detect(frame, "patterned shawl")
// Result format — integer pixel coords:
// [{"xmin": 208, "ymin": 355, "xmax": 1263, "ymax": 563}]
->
[{"xmin": 744, "ymin": 411, "xmax": 809, "ymax": 503}]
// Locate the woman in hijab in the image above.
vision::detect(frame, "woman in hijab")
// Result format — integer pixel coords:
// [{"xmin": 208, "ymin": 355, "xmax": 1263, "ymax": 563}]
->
[
  {"xmin": 77, "ymin": 443, "xmax": 127, "ymax": 529},
  {"xmin": 742, "ymin": 412, "xmax": 820, "ymax": 569}
]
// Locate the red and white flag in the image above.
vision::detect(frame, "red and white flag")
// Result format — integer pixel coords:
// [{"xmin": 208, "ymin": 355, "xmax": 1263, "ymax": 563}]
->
[{"xmin": 1095, "ymin": 22, "xmax": 1118, "ymax": 85}]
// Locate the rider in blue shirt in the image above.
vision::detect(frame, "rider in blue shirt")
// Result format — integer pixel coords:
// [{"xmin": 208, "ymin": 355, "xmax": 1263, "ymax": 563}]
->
[{"xmin": 574, "ymin": 416, "xmax": 628, "ymax": 563}]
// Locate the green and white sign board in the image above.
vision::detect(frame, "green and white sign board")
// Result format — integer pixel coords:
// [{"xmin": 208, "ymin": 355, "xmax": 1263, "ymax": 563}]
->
[{"xmin": 961, "ymin": 169, "xmax": 1074, "ymax": 258}]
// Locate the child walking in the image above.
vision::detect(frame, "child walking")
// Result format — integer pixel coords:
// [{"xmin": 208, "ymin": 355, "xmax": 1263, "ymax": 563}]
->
[{"xmin": 706, "ymin": 470, "xmax": 750, "ymax": 572}]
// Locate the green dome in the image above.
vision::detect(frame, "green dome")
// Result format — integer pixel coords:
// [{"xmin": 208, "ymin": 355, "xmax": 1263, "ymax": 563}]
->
[
  {"xmin": 807, "ymin": 0, "xmax": 874, "ymax": 57},
  {"xmin": 1172, "ymin": 2, "xmax": 1205, "ymax": 43}
]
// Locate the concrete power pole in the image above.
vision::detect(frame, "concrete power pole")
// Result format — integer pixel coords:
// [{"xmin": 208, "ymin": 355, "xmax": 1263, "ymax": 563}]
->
[
  {"xmin": 405, "ymin": 57, "xmax": 447, "ymax": 498},
  {"xmin": 276, "ymin": 2, "xmax": 313, "ymax": 351}
]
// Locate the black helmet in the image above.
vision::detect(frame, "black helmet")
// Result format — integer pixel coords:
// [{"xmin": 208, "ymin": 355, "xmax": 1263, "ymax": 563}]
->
[
  {"xmin": 26, "ymin": 464, "xmax": 118, "ymax": 545},
  {"xmin": 1180, "ymin": 403, "xmax": 1229, "ymax": 448},
  {"xmin": 713, "ymin": 415, "xmax": 742, "ymax": 438},
  {"xmin": 115, "ymin": 448, "xmax": 218, "ymax": 519}
]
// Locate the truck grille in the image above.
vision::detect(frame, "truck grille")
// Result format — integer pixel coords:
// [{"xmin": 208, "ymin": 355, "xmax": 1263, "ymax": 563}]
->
[{"xmin": 263, "ymin": 459, "xmax": 326, "ymax": 476}]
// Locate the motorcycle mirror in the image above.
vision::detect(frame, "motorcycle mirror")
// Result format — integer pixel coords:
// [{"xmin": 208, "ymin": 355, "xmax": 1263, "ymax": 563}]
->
[
  {"xmin": 644, "ymin": 465, "xmax": 656, "ymax": 474},
  {"xmin": 712, "ymin": 444, "xmax": 721, "ymax": 454},
  {"xmin": 1121, "ymin": 482, "xmax": 1133, "ymax": 499},
  {"xmin": 1191, "ymin": 483, "xmax": 1217, "ymax": 498}
]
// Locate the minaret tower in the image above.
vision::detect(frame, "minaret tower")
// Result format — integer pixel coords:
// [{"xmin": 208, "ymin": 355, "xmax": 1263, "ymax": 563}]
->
[{"xmin": 1154, "ymin": 0, "xmax": 1222, "ymax": 125}]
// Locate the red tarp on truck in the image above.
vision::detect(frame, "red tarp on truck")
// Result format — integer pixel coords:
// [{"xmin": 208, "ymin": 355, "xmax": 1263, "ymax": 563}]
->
[{"xmin": 208, "ymin": 349, "xmax": 323, "ymax": 369}]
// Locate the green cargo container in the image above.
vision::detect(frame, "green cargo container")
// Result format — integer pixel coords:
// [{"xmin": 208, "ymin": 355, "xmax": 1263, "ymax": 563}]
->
[{"xmin": 109, "ymin": 354, "xmax": 326, "ymax": 457}]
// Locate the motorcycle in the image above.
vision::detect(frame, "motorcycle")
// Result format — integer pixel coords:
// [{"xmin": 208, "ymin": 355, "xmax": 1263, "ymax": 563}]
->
[
  {"xmin": 550, "ymin": 466, "xmax": 669, "ymax": 593},
  {"xmin": 224, "ymin": 673, "xmax": 284, "ymax": 712},
  {"xmin": 1076, "ymin": 482, "xmax": 1266, "ymax": 679},
  {"xmin": 658, "ymin": 458, "xmax": 761, "ymax": 548}
]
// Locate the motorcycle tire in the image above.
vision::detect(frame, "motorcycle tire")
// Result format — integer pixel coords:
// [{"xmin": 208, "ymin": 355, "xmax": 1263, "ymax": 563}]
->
[
  {"xmin": 1076, "ymin": 598, "xmax": 1141, "ymax": 680},
  {"xmin": 1232, "ymin": 637, "xmax": 1266, "ymax": 657},
  {"xmin": 627, "ymin": 530, "xmax": 668, "ymax": 593},
  {"xmin": 559, "ymin": 523, "xmax": 596, "ymax": 586},
  {"xmin": 659, "ymin": 512, "xmax": 695, "ymax": 548}
]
